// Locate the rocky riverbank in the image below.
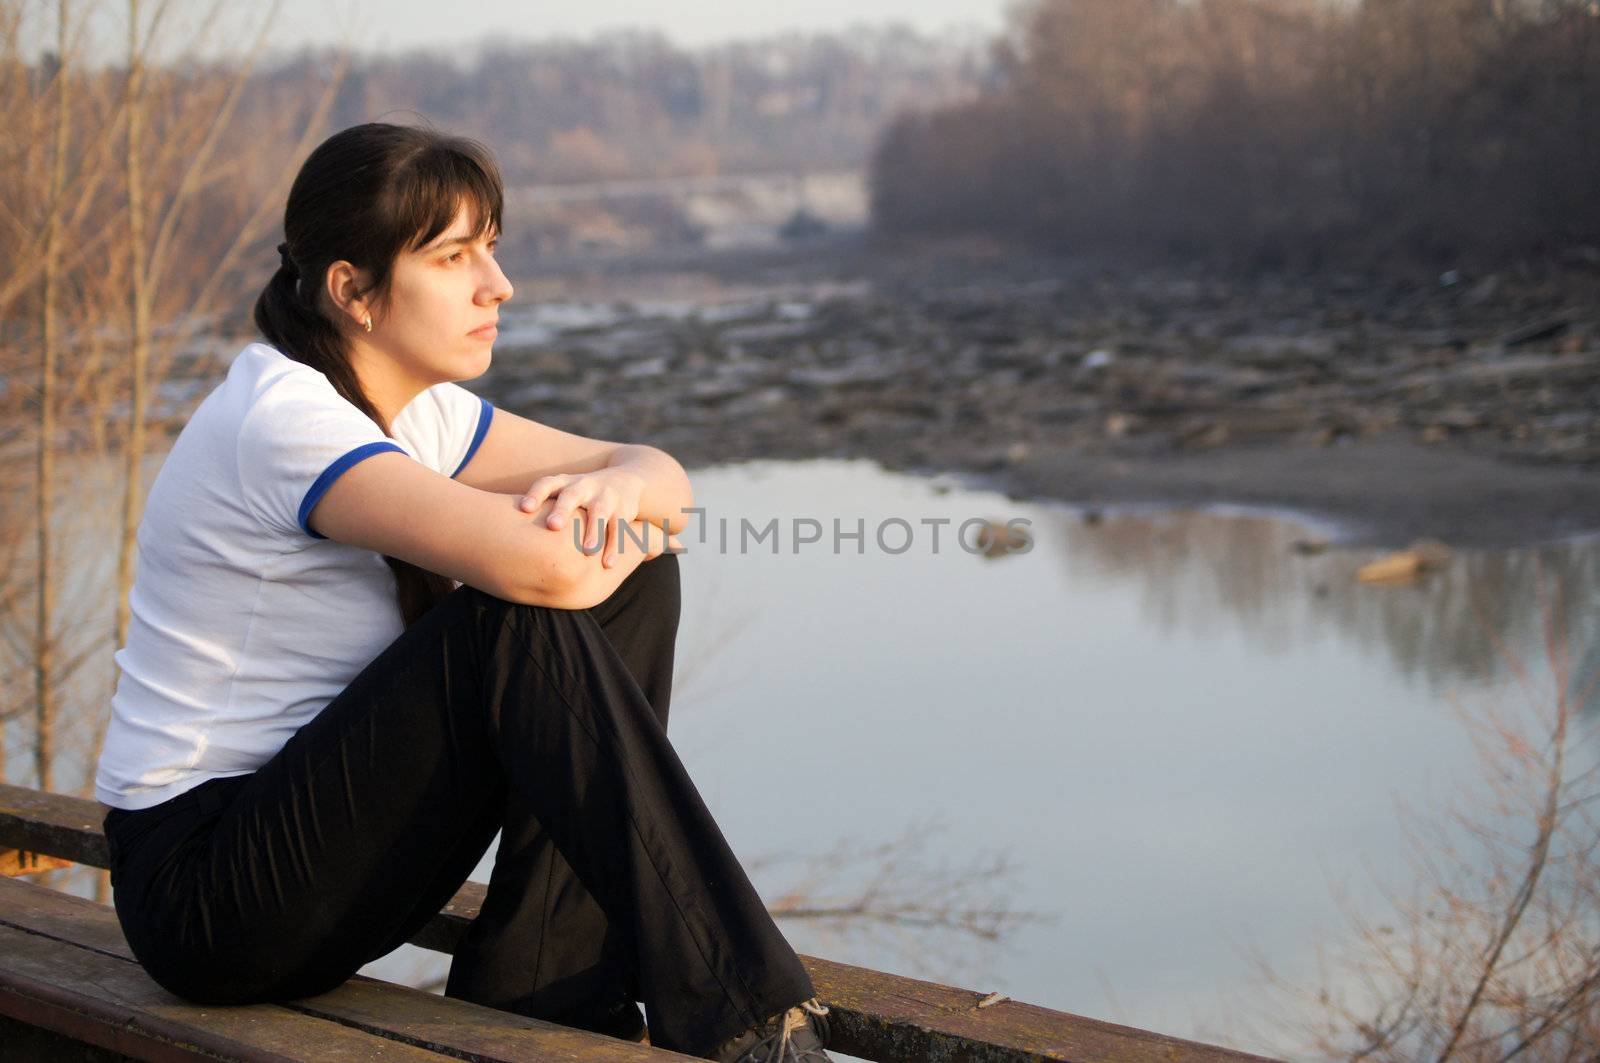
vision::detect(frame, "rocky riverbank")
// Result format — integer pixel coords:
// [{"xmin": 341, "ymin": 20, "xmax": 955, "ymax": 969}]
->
[{"xmin": 477, "ymin": 238, "xmax": 1600, "ymax": 547}]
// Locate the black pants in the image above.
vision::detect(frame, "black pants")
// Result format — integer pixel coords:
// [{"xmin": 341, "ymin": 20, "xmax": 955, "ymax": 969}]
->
[{"xmin": 102, "ymin": 553, "xmax": 815, "ymax": 1058}]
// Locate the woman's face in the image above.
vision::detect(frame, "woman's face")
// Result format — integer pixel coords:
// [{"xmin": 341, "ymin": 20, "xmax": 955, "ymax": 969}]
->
[{"xmin": 372, "ymin": 201, "xmax": 512, "ymax": 388}]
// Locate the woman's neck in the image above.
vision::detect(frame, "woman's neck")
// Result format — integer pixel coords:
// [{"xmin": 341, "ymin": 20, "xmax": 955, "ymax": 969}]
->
[{"xmin": 347, "ymin": 342, "xmax": 429, "ymax": 430}]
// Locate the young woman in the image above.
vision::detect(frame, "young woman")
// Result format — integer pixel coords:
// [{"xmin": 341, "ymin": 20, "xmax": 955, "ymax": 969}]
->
[{"xmin": 93, "ymin": 122, "xmax": 832, "ymax": 1062}]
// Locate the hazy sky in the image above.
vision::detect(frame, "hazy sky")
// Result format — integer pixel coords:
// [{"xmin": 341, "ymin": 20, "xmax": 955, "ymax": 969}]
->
[{"xmin": 267, "ymin": 1, "xmax": 1009, "ymax": 54}]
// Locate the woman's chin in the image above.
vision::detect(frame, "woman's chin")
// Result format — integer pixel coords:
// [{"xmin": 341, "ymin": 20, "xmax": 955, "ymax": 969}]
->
[{"xmin": 456, "ymin": 348, "xmax": 493, "ymax": 380}]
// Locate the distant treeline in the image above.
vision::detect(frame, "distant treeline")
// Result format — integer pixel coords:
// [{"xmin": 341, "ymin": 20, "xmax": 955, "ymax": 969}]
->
[
  {"xmin": 254, "ymin": 26, "xmax": 985, "ymax": 184},
  {"xmin": 870, "ymin": 0, "xmax": 1600, "ymax": 268}
]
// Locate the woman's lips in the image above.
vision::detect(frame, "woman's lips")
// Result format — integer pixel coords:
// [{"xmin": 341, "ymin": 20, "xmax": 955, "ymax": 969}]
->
[{"xmin": 469, "ymin": 322, "xmax": 498, "ymax": 338}]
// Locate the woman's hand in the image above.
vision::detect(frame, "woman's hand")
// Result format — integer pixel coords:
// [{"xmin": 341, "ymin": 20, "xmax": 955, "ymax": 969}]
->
[{"xmin": 518, "ymin": 468, "xmax": 646, "ymax": 568}]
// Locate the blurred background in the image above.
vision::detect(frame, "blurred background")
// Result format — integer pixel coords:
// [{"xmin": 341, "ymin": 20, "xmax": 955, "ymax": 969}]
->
[{"xmin": 2, "ymin": 1, "xmax": 1598, "ymax": 1058}]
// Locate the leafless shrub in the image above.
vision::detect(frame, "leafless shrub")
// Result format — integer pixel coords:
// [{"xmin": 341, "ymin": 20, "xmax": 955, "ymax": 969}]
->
[
  {"xmin": 747, "ymin": 815, "xmax": 1049, "ymax": 986},
  {"xmin": 1248, "ymin": 569, "xmax": 1600, "ymax": 1060}
]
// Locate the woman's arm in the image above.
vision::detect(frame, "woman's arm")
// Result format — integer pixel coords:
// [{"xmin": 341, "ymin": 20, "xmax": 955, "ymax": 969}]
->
[
  {"xmin": 310, "ymin": 451, "xmax": 678, "ymax": 610},
  {"xmin": 455, "ymin": 408, "xmax": 693, "ymax": 534}
]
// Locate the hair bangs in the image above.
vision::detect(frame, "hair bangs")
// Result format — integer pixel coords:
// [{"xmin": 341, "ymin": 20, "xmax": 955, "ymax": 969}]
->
[{"xmin": 396, "ymin": 140, "xmax": 504, "ymax": 254}]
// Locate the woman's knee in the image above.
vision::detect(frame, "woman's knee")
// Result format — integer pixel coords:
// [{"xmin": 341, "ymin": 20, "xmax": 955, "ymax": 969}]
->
[
  {"xmin": 624, "ymin": 551, "xmax": 680, "ymax": 609},
  {"xmin": 454, "ymin": 555, "xmax": 679, "ymax": 634}
]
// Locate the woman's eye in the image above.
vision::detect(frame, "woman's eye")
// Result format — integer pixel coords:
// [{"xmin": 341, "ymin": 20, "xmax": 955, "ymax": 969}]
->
[{"xmin": 444, "ymin": 251, "xmax": 464, "ymax": 264}]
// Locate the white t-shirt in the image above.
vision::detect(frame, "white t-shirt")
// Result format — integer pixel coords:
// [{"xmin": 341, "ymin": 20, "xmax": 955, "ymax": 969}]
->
[{"xmin": 94, "ymin": 342, "xmax": 495, "ymax": 810}]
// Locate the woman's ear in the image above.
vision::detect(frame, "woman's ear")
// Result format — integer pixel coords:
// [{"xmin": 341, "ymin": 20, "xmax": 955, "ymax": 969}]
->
[{"xmin": 323, "ymin": 260, "xmax": 373, "ymax": 330}]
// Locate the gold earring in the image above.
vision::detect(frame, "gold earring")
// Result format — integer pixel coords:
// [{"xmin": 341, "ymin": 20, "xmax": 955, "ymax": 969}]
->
[{"xmin": 362, "ymin": 313, "xmax": 372, "ymax": 333}]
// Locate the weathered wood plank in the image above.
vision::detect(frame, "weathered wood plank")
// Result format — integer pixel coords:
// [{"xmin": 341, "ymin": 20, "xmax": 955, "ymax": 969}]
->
[
  {"xmin": 417, "ymin": 882, "xmax": 1279, "ymax": 1062},
  {"xmin": 0, "ymin": 877, "xmax": 691, "ymax": 1062},
  {"xmin": 3, "ymin": 784, "xmax": 1281, "ymax": 1062},
  {"xmin": 289, "ymin": 977, "xmax": 689, "ymax": 1062},
  {"xmin": 0, "ymin": 874, "xmax": 141, "ymax": 959},
  {"xmin": 809, "ymin": 955, "xmax": 1277, "ymax": 1063},
  {"xmin": 0, "ymin": 1012, "xmax": 140, "ymax": 1062},
  {"xmin": 0, "ymin": 922, "xmax": 450, "ymax": 1062},
  {"xmin": 0, "ymin": 784, "xmax": 110, "ymax": 868}
]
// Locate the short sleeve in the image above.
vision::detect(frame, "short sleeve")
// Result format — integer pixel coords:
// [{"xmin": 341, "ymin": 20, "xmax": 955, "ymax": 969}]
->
[
  {"xmin": 391, "ymin": 382, "xmax": 494, "ymax": 478},
  {"xmin": 235, "ymin": 369, "xmax": 407, "ymax": 540}
]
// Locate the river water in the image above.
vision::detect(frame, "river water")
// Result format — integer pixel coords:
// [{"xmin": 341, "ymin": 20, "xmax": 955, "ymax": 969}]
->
[
  {"xmin": 348, "ymin": 457, "xmax": 1599, "ymax": 1057},
  {"xmin": 18, "ymin": 444, "xmax": 1597, "ymax": 1056}
]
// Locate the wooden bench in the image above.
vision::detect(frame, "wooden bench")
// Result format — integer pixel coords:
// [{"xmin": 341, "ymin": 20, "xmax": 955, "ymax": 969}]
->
[{"xmin": 0, "ymin": 783, "xmax": 1279, "ymax": 1062}]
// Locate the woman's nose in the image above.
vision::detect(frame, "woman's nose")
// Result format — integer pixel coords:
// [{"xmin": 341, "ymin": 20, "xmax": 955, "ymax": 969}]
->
[{"xmin": 479, "ymin": 259, "xmax": 513, "ymax": 305}]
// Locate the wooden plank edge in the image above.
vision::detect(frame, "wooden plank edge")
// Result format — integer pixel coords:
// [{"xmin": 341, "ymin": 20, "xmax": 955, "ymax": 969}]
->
[
  {"xmin": 0, "ymin": 920, "xmax": 459, "ymax": 1063},
  {"xmin": 0, "ymin": 971, "xmax": 281, "ymax": 1063},
  {"xmin": 419, "ymin": 888, "xmax": 1278, "ymax": 1063},
  {"xmin": 0, "ymin": 784, "xmax": 109, "ymax": 868},
  {"xmin": 281, "ymin": 975, "xmax": 697, "ymax": 1062}
]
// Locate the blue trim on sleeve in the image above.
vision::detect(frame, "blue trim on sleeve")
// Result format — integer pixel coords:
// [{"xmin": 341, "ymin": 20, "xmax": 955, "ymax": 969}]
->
[
  {"xmin": 451, "ymin": 397, "xmax": 494, "ymax": 478},
  {"xmin": 298, "ymin": 441, "xmax": 406, "ymax": 539}
]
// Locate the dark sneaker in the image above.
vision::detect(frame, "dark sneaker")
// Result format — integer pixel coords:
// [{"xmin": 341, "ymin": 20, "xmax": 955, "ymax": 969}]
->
[
  {"xmin": 556, "ymin": 996, "xmax": 647, "ymax": 1044},
  {"xmin": 708, "ymin": 998, "xmax": 832, "ymax": 1062}
]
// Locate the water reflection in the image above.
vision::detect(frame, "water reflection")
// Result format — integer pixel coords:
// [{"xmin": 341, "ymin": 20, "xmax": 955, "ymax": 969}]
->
[
  {"xmin": 1055, "ymin": 505, "xmax": 1600, "ymax": 699},
  {"xmin": 651, "ymin": 459, "xmax": 1599, "ymax": 1053}
]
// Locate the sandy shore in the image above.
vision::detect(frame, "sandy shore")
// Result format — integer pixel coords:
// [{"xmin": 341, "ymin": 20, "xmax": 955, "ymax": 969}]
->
[{"xmin": 951, "ymin": 436, "xmax": 1600, "ymax": 548}]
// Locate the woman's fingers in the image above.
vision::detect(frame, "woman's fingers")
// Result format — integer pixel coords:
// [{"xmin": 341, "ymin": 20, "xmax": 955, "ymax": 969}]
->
[
  {"xmin": 600, "ymin": 516, "xmax": 622, "ymax": 567},
  {"xmin": 584, "ymin": 503, "xmax": 614, "ymax": 553},
  {"xmin": 519, "ymin": 474, "xmax": 571, "ymax": 515},
  {"xmin": 582, "ymin": 489, "xmax": 623, "ymax": 554},
  {"xmin": 546, "ymin": 480, "xmax": 597, "ymax": 531},
  {"xmin": 550, "ymin": 508, "xmax": 680, "ymax": 566}
]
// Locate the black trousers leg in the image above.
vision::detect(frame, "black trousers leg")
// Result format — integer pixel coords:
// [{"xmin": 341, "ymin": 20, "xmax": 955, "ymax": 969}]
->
[
  {"xmin": 442, "ymin": 549, "xmax": 681, "ymax": 1038},
  {"xmin": 104, "ymin": 553, "xmax": 815, "ymax": 1057}
]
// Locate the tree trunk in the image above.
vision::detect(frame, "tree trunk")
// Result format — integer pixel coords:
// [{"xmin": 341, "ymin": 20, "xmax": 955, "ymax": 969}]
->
[
  {"xmin": 115, "ymin": 0, "xmax": 150, "ymax": 658},
  {"xmin": 35, "ymin": 0, "xmax": 72, "ymax": 794}
]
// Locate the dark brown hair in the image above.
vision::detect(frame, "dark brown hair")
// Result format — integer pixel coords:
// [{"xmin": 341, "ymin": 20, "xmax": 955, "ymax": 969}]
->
[{"xmin": 253, "ymin": 122, "xmax": 504, "ymax": 626}]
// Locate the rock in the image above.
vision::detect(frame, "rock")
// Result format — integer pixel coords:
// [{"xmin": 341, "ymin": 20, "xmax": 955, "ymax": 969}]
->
[
  {"xmin": 1357, "ymin": 552, "xmax": 1422, "ymax": 583},
  {"xmin": 1105, "ymin": 412, "xmax": 1136, "ymax": 439},
  {"xmin": 1357, "ymin": 539, "xmax": 1451, "ymax": 583},
  {"xmin": 1465, "ymin": 274, "xmax": 1501, "ymax": 305},
  {"xmin": 973, "ymin": 520, "xmax": 1031, "ymax": 558},
  {"xmin": 1496, "ymin": 314, "xmax": 1573, "ymax": 349},
  {"xmin": 523, "ymin": 350, "xmax": 577, "ymax": 377},
  {"xmin": 1429, "ymin": 407, "xmax": 1483, "ymax": 430},
  {"xmin": 1407, "ymin": 538, "xmax": 1452, "ymax": 567},
  {"xmin": 621, "ymin": 355, "xmax": 669, "ymax": 378},
  {"xmin": 719, "ymin": 320, "xmax": 815, "ymax": 344},
  {"xmin": 1180, "ymin": 422, "xmax": 1231, "ymax": 449},
  {"xmin": 1221, "ymin": 334, "xmax": 1337, "ymax": 365},
  {"xmin": 721, "ymin": 386, "xmax": 791, "ymax": 417}
]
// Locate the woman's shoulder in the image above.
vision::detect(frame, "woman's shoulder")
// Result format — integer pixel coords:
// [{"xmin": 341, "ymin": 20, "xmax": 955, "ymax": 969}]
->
[{"xmin": 227, "ymin": 341, "xmax": 335, "ymax": 395}]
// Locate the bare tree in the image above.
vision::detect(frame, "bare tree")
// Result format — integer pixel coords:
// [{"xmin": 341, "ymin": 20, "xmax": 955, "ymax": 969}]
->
[
  {"xmin": 31, "ymin": 0, "xmax": 74, "ymax": 793},
  {"xmin": 1251, "ymin": 571, "xmax": 1600, "ymax": 1060},
  {"xmin": 0, "ymin": 0, "xmax": 341, "ymax": 809}
]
